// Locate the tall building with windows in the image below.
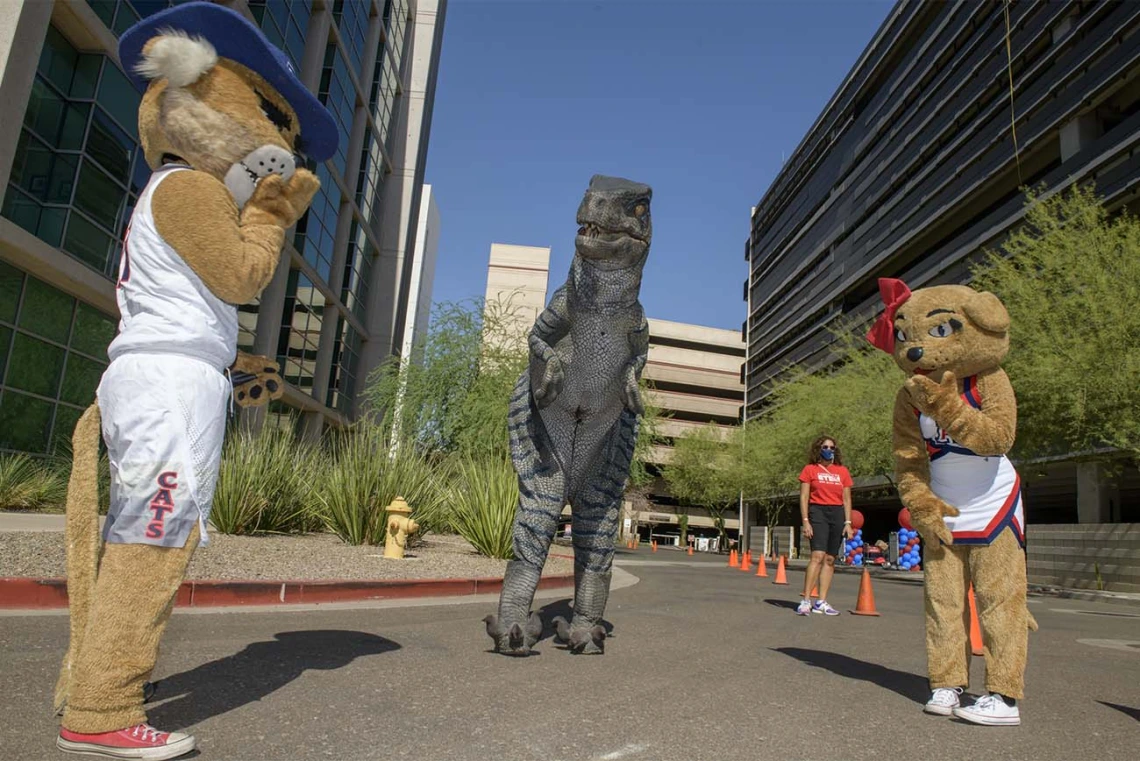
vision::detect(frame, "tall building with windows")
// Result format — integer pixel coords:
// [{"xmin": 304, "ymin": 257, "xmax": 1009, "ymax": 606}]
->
[
  {"xmin": 743, "ymin": 0, "xmax": 1140, "ymax": 418},
  {"xmin": 0, "ymin": 0, "xmax": 447, "ymax": 454},
  {"xmin": 482, "ymin": 242, "xmax": 550, "ymax": 338}
]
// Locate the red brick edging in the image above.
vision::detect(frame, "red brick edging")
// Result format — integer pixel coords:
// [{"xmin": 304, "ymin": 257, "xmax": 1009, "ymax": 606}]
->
[{"xmin": 0, "ymin": 573, "xmax": 575, "ymax": 610}]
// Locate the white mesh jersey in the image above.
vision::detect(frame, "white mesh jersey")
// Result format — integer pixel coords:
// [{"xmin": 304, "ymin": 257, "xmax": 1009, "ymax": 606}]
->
[
  {"xmin": 917, "ymin": 375, "xmax": 1025, "ymax": 547},
  {"xmin": 107, "ymin": 164, "xmax": 238, "ymax": 370}
]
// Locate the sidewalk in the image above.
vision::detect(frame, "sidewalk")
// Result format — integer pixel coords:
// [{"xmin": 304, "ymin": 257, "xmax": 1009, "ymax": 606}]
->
[{"xmin": 0, "ymin": 511, "xmax": 576, "ymax": 610}]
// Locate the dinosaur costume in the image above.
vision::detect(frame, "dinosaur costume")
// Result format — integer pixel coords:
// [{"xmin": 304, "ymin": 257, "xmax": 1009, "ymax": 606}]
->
[
  {"xmin": 868, "ymin": 278, "xmax": 1036, "ymax": 727},
  {"xmin": 52, "ymin": 4, "xmax": 336, "ymax": 758},
  {"xmin": 484, "ymin": 175, "xmax": 652, "ymax": 656}
]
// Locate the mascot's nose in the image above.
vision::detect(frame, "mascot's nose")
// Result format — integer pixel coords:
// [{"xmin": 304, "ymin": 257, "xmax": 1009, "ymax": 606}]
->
[{"xmin": 907, "ymin": 347, "xmax": 924, "ymax": 362}]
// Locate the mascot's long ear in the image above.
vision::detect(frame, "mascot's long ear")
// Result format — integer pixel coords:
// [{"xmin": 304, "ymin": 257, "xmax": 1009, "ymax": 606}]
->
[
  {"xmin": 136, "ymin": 30, "xmax": 217, "ymax": 88},
  {"xmin": 963, "ymin": 290, "xmax": 1010, "ymax": 334}
]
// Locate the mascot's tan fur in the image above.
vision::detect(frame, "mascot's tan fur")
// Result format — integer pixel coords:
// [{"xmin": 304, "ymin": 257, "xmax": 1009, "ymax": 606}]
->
[
  {"xmin": 54, "ymin": 27, "xmax": 316, "ymax": 737},
  {"xmin": 877, "ymin": 282, "xmax": 1036, "ymax": 711}
]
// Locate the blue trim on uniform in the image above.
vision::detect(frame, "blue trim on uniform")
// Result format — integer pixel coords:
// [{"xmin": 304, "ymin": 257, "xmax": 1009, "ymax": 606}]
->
[
  {"xmin": 949, "ymin": 490, "xmax": 1025, "ymax": 548},
  {"xmin": 117, "ymin": 2, "xmax": 338, "ymax": 161},
  {"xmin": 963, "ymin": 375, "xmax": 982, "ymax": 409},
  {"xmin": 929, "ymin": 443, "xmax": 978, "ymax": 460}
]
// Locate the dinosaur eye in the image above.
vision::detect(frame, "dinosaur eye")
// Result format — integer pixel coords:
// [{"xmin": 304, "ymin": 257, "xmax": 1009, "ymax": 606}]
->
[
  {"xmin": 634, "ymin": 203, "xmax": 647, "ymax": 217},
  {"xmin": 928, "ymin": 321, "xmax": 955, "ymax": 338},
  {"xmin": 895, "ymin": 327, "xmax": 907, "ymax": 343}
]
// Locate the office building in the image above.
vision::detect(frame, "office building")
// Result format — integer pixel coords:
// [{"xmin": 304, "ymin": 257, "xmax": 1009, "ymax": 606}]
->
[
  {"xmin": 744, "ymin": 0, "xmax": 1140, "ymax": 416},
  {"xmin": 0, "ymin": 0, "xmax": 447, "ymax": 453},
  {"xmin": 482, "ymin": 242, "xmax": 550, "ymax": 339},
  {"xmin": 400, "ymin": 183, "xmax": 439, "ymax": 358},
  {"xmin": 742, "ymin": 0, "xmax": 1140, "ymax": 583}
]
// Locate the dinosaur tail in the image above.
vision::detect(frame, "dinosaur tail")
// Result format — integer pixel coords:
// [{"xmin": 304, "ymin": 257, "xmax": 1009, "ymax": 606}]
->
[{"xmin": 53, "ymin": 403, "xmax": 103, "ymax": 714}]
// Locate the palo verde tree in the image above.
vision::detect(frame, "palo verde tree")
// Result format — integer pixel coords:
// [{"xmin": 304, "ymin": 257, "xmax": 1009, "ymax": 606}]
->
[{"xmin": 970, "ymin": 183, "xmax": 1140, "ymax": 461}]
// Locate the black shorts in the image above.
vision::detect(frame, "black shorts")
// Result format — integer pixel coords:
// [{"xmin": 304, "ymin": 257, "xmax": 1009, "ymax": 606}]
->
[{"xmin": 808, "ymin": 503, "xmax": 845, "ymax": 556}]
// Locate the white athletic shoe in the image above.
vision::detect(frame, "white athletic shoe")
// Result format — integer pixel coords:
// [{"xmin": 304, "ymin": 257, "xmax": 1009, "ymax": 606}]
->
[
  {"xmin": 795, "ymin": 599, "xmax": 812, "ymax": 616},
  {"xmin": 953, "ymin": 693, "xmax": 1021, "ymax": 726},
  {"xmin": 812, "ymin": 600, "xmax": 839, "ymax": 616},
  {"xmin": 924, "ymin": 687, "xmax": 963, "ymax": 716}
]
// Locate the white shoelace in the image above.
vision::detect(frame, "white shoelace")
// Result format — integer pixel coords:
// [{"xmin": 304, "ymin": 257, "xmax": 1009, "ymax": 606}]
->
[
  {"xmin": 930, "ymin": 688, "xmax": 962, "ymax": 706},
  {"xmin": 130, "ymin": 724, "xmax": 164, "ymax": 743},
  {"xmin": 971, "ymin": 693, "xmax": 1004, "ymax": 712}
]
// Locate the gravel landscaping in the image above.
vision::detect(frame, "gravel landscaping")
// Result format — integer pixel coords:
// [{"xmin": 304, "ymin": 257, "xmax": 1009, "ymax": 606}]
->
[{"xmin": 0, "ymin": 530, "xmax": 574, "ymax": 581}]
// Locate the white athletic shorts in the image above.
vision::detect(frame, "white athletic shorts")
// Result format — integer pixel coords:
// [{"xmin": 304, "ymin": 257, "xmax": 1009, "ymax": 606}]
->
[{"xmin": 98, "ymin": 353, "xmax": 230, "ymax": 548}]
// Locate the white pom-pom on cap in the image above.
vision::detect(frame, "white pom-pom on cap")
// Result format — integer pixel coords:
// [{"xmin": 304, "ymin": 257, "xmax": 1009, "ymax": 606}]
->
[{"xmin": 135, "ymin": 29, "xmax": 217, "ymax": 87}]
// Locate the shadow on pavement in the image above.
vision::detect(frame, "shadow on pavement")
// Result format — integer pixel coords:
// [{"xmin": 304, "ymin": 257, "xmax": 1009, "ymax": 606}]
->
[
  {"xmin": 1098, "ymin": 701, "xmax": 1140, "ymax": 722},
  {"xmin": 534, "ymin": 599, "xmax": 614, "ymax": 645},
  {"xmin": 772, "ymin": 647, "xmax": 928, "ymax": 704},
  {"xmin": 764, "ymin": 598, "xmax": 800, "ymax": 611},
  {"xmin": 147, "ymin": 630, "xmax": 400, "ymax": 730}
]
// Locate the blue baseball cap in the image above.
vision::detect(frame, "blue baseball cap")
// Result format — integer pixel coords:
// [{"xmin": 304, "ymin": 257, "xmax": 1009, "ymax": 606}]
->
[{"xmin": 118, "ymin": 1, "xmax": 338, "ymax": 162}]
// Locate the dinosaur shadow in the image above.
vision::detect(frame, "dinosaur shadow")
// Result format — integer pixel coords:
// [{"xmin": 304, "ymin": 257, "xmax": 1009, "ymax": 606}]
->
[
  {"xmin": 147, "ymin": 630, "xmax": 400, "ymax": 730},
  {"xmin": 1098, "ymin": 701, "xmax": 1140, "ymax": 722},
  {"xmin": 764, "ymin": 598, "xmax": 800, "ymax": 610},
  {"xmin": 772, "ymin": 647, "xmax": 929, "ymax": 704}
]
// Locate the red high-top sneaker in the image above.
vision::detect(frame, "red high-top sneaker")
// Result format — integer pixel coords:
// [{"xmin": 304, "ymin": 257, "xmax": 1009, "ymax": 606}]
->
[{"xmin": 57, "ymin": 723, "xmax": 195, "ymax": 760}]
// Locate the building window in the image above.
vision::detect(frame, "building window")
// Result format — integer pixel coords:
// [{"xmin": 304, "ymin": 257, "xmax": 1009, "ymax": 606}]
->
[
  {"xmin": 247, "ymin": 0, "xmax": 311, "ymax": 74},
  {"xmin": 332, "ymin": 0, "xmax": 369, "ymax": 80},
  {"xmin": 277, "ymin": 271, "xmax": 322, "ymax": 394},
  {"xmin": 326, "ymin": 317, "xmax": 360, "ymax": 415},
  {"xmin": 0, "ymin": 261, "xmax": 116, "ymax": 454},
  {"xmin": 2, "ymin": 25, "xmax": 148, "ymax": 279}
]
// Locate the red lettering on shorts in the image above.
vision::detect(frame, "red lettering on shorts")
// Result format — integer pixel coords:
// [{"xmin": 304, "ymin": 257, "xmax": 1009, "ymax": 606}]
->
[{"xmin": 146, "ymin": 471, "xmax": 178, "ymax": 538}]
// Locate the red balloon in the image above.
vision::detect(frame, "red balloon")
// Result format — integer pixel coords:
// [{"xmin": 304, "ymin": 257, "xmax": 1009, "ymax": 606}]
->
[
  {"xmin": 898, "ymin": 507, "xmax": 913, "ymax": 530},
  {"xmin": 854, "ymin": 547, "xmax": 863, "ymax": 554},
  {"xmin": 850, "ymin": 510, "xmax": 865, "ymax": 531}
]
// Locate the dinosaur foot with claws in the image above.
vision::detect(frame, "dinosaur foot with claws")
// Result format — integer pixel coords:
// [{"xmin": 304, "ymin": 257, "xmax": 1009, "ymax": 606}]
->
[
  {"xmin": 483, "ymin": 612, "xmax": 543, "ymax": 656},
  {"xmin": 552, "ymin": 616, "xmax": 606, "ymax": 654}
]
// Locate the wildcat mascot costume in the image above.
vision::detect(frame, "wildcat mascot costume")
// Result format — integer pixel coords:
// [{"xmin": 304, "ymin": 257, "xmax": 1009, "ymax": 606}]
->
[
  {"xmin": 52, "ymin": 4, "xmax": 337, "ymax": 758},
  {"xmin": 868, "ymin": 278, "xmax": 1036, "ymax": 728}
]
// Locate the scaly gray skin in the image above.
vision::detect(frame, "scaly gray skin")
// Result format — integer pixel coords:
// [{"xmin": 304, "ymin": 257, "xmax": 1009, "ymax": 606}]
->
[{"xmin": 484, "ymin": 175, "xmax": 652, "ymax": 656}]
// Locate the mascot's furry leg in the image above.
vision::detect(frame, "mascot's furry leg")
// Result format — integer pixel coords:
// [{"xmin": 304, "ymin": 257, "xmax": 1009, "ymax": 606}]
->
[
  {"xmin": 969, "ymin": 527, "xmax": 1030, "ymax": 700},
  {"xmin": 53, "ymin": 402, "xmax": 199, "ymax": 734},
  {"xmin": 923, "ymin": 536, "xmax": 972, "ymax": 691}
]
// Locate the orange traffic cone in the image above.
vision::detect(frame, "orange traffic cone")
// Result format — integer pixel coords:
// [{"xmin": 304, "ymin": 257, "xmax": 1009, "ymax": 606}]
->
[
  {"xmin": 651, "ymin": 540, "xmax": 657, "ymax": 553},
  {"xmin": 810, "ymin": 583, "xmax": 819, "ymax": 598},
  {"xmin": 755, "ymin": 554, "xmax": 768, "ymax": 577},
  {"xmin": 968, "ymin": 585, "xmax": 984, "ymax": 656},
  {"xmin": 849, "ymin": 567, "xmax": 881, "ymax": 616},
  {"xmin": 740, "ymin": 552, "xmax": 752, "ymax": 572},
  {"xmin": 729, "ymin": 550, "xmax": 738, "ymax": 568},
  {"xmin": 773, "ymin": 556, "xmax": 788, "ymax": 585},
  {"xmin": 687, "ymin": 545, "xmax": 693, "ymax": 556}
]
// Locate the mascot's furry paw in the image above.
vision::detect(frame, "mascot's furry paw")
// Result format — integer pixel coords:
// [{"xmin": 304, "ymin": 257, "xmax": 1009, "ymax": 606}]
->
[
  {"xmin": 905, "ymin": 370, "xmax": 961, "ymax": 419},
  {"xmin": 241, "ymin": 169, "xmax": 321, "ymax": 230},
  {"xmin": 910, "ymin": 495, "xmax": 959, "ymax": 546},
  {"xmin": 483, "ymin": 612, "xmax": 543, "ymax": 656},
  {"xmin": 230, "ymin": 351, "xmax": 283, "ymax": 408}
]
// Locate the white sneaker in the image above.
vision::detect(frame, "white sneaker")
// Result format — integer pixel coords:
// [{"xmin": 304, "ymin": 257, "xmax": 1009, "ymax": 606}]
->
[
  {"xmin": 795, "ymin": 599, "xmax": 812, "ymax": 616},
  {"xmin": 812, "ymin": 600, "xmax": 839, "ymax": 616},
  {"xmin": 924, "ymin": 687, "xmax": 963, "ymax": 716},
  {"xmin": 952, "ymin": 693, "xmax": 1021, "ymax": 726}
]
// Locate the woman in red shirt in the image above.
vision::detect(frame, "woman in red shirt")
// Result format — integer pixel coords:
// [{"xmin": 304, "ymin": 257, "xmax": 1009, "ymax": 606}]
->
[{"xmin": 796, "ymin": 435, "xmax": 854, "ymax": 616}]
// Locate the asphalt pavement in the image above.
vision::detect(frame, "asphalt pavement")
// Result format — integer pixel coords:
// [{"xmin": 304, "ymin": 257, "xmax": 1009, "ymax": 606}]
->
[{"xmin": 1, "ymin": 548, "xmax": 1137, "ymax": 761}]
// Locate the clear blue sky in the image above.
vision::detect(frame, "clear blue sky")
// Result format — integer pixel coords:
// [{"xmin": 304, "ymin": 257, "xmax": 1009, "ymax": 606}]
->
[{"xmin": 423, "ymin": 0, "xmax": 894, "ymax": 331}]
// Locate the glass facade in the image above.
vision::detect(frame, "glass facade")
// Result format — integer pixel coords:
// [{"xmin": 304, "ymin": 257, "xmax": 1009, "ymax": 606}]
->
[
  {"xmin": 0, "ymin": 261, "xmax": 117, "ymax": 453},
  {"xmin": 0, "ymin": 0, "xmax": 440, "ymax": 450}
]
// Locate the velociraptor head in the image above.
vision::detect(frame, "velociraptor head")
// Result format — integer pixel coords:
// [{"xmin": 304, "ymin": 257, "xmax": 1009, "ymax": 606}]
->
[{"xmin": 575, "ymin": 175, "xmax": 652, "ymax": 269}]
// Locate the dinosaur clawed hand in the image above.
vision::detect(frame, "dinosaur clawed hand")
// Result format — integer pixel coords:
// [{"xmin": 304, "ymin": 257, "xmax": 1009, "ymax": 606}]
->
[
  {"xmin": 483, "ymin": 612, "xmax": 543, "ymax": 656},
  {"xmin": 552, "ymin": 615, "xmax": 607, "ymax": 655}
]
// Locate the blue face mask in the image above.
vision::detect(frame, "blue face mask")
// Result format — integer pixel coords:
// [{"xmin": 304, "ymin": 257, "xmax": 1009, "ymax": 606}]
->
[{"xmin": 821, "ymin": 449, "xmax": 835, "ymax": 461}]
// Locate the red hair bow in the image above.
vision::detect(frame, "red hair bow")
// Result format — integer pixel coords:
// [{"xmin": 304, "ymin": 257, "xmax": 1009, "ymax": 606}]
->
[{"xmin": 865, "ymin": 278, "xmax": 912, "ymax": 353}]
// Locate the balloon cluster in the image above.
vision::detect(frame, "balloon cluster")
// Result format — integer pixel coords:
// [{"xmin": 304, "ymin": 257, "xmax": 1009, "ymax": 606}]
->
[
  {"xmin": 844, "ymin": 530, "xmax": 865, "ymax": 566},
  {"xmin": 898, "ymin": 527, "xmax": 922, "ymax": 570}
]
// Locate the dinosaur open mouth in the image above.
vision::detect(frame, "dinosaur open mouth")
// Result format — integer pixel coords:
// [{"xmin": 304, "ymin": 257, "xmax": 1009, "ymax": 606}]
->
[{"xmin": 577, "ymin": 222, "xmax": 647, "ymax": 243}]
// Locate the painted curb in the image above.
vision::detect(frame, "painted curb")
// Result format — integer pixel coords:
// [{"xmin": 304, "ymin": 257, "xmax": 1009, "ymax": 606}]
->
[{"xmin": 0, "ymin": 573, "xmax": 575, "ymax": 610}]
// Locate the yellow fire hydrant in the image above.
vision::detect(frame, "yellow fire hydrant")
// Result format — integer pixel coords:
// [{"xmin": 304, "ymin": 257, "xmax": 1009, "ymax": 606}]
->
[{"xmin": 383, "ymin": 496, "xmax": 419, "ymax": 559}]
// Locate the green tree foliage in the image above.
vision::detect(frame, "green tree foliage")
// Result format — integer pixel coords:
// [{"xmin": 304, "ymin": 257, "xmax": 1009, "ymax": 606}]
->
[
  {"xmin": 970, "ymin": 184, "xmax": 1140, "ymax": 460},
  {"xmin": 363, "ymin": 295, "xmax": 530, "ymax": 459}
]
